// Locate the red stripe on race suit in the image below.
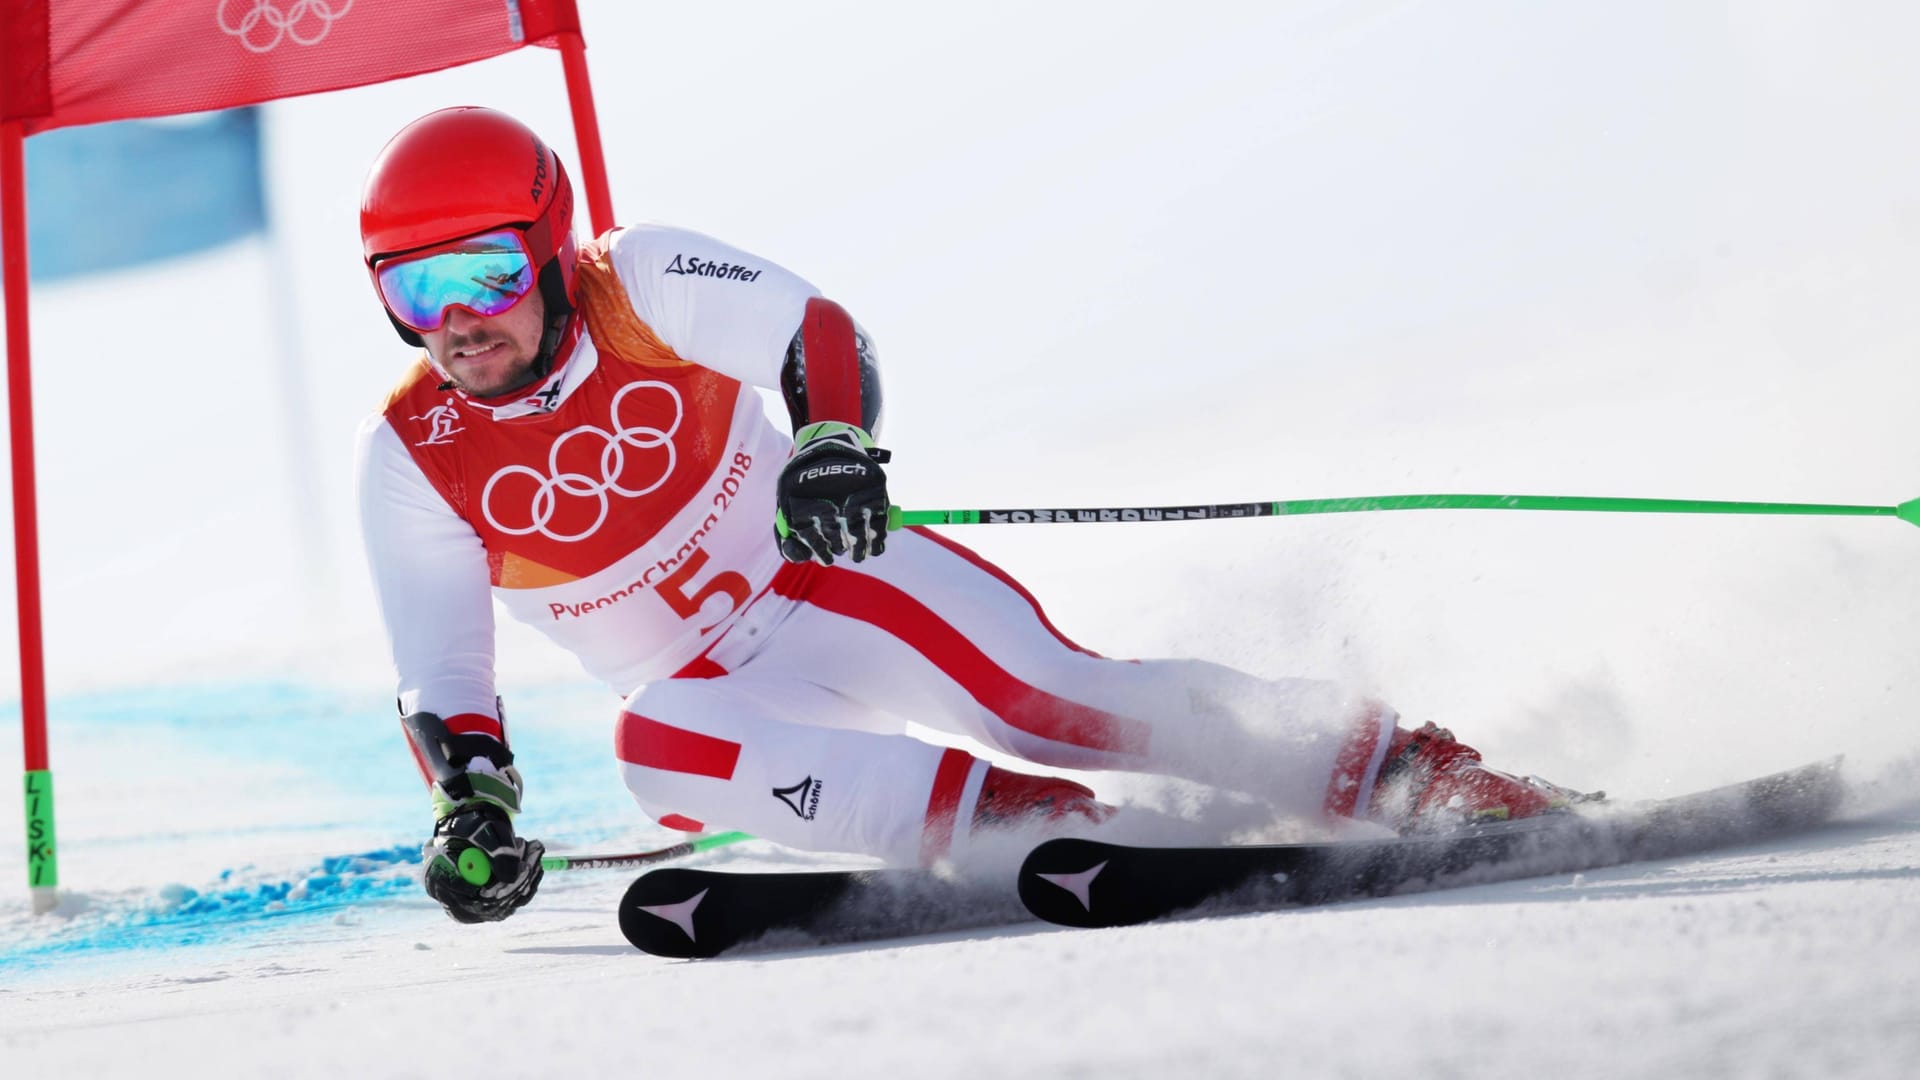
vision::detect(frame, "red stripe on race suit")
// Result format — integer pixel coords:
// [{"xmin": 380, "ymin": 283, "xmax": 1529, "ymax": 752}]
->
[
  {"xmin": 777, "ymin": 568, "xmax": 1152, "ymax": 756},
  {"xmin": 657, "ymin": 814, "xmax": 707, "ymax": 832},
  {"xmin": 664, "ymin": 560, "xmax": 810, "ymax": 679},
  {"xmin": 615, "ymin": 713, "xmax": 743, "ymax": 780},
  {"xmin": 672, "ymin": 655, "xmax": 730, "ymax": 679},
  {"xmin": 444, "ymin": 713, "xmax": 506, "ymax": 741},
  {"xmin": 799, "ymin": 297, "xmax": 863, "ymax": 424},
  {"xmin": 403, "ymin": 712, "xmax": 507, "ymax": 787},
  {"xmin": 906, "ymin": 526, "xmax": 1106, "ymax": 659},
  {"xmin": 920, "ymin": 747, "xmax": 977, "ymax": 865}
]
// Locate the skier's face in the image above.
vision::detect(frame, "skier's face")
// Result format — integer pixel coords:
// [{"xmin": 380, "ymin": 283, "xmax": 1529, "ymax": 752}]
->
[{"xmin": 423, "ymin": 288, "xmax": 548, "ymax": 399}]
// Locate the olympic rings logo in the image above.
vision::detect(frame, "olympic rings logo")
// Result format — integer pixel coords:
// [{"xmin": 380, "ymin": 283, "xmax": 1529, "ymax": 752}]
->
[
  {"xmin": 217, "ymin": 0, "xmax": 355, "ymax": 54},
  {"xmin": 482, "ymin": 381, "xmax": 685, "ymax": 543}
]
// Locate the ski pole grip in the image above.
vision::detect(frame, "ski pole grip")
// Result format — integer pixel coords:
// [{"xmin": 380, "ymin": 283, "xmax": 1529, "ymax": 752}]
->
[
  {"xmin": 1899, "ymin": 497, "xmax": 1920, "ymax": 529},
  {"xmin": 456, "ymin": 846, "xmax": 494, "ymax": 887}
]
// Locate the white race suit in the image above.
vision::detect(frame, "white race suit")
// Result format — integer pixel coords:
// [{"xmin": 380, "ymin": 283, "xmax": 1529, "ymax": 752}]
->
[{"xmin": 356, "ymin": 224, "xmax": 1395, "ymax": 865}]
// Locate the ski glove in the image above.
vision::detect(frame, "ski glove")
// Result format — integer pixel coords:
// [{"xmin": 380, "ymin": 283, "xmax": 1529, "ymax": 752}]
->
[
  {"xmin": 401, "ymin": 711, "xmax": 545, "ymax": 924},
  {"xmin": 775, "ymin": 421, "xmax": 892, "ymax": 565},
  {"xmin": 423, "ymin": 802, "xmax": 546, "ymax": 924}
]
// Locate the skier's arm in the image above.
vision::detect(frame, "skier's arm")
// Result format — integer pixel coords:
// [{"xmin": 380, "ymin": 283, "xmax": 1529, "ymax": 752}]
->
[
  {"xmin": 354, "ymin": 416, "xmax": 543, "ymax": 922},
  {"xmin": 354, "ymin": 415, "xmax": 499, "ymax": 727},
  {"xmin": 777, "ymin": 295, "xmax": 883, "ymax": 435},
  {"xmin": 611, "ymin": 225, "xmax": 891, "ymax": 564},
  {"xmin": 610, "ymin": 223, "xmax": 827, "ymax": 392},
  {"xmin": 772, "ymin": 297, "xmax": 891, "ymax": 564}
]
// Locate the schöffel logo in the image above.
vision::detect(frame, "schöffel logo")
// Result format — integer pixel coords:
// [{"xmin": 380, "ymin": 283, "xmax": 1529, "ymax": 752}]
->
[
  {"xmin": 665, "ymin": 254, "xmax": 764, "ymax": 283},
  {"xmin": 772, "ymin": 777, "xmax": 824, "ymax": 820}
]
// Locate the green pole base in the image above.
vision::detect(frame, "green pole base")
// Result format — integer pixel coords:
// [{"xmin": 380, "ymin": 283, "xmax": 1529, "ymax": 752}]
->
[{"xmin": 25, "ymin": 769, "xmax": 58, "ymax": 909}]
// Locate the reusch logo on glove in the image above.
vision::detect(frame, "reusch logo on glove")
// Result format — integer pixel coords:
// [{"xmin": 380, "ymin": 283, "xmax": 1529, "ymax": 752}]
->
[
  {"xmin": 796, "ymin": 462, "xmax": 869, "ymax": 484},
  {"xmin": 772, "ymin": 776, "xmax": 824, "ymax": 820},
  {"xmin": 664, "ymin": 254, "xmax": 764, "ymax": 282}
]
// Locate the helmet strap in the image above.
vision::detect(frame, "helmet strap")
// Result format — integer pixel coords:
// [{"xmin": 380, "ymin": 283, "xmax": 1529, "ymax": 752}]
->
[
  {"xmin": 532, "ymin": 311, "xmax": 573, "ymax": 379},
  {"xmin": 530, "ymin": 257, "xmax": 578, "ymax": 378}
]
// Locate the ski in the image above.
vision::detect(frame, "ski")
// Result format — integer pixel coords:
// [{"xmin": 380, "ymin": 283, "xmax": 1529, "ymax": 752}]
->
[
  {"xmin": 1019, "ymin": 757, "xmax": 1846, "ymax": 929},
  {"xmin": 619, "ymin": 865, "xmax": 1018, "ymax": 958}
]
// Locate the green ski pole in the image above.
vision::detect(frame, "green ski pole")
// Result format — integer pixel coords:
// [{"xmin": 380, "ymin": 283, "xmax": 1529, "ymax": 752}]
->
[
  {"xmin": 539, "ymin": 830, "xmax": 753, "ymax": 873},
  {"xmin": 889, "ymin": 494, "xmax": 1920, "ymax": 529},
  {"xmin": 453, "ymin": 831, "xmax": 753, "ymax": 888}
]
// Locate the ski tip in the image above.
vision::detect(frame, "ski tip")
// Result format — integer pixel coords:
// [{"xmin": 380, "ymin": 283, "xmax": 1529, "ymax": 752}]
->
[
  {"xmin": 1019, "ymin": 839, "xmax": 1123, "ymax": 929},
  {"xmin": 619, "ymin": 868, "xmax": 726, "ymax": 959}
]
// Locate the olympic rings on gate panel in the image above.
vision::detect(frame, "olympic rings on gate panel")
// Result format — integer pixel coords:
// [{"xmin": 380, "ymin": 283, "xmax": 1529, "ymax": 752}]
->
[
  {"xmin": 217, "ymin": 0, "xmax": 355, "ymax": 54},
  {"xmin": 482, "ymin": 381, "xmax": 687, "ymax": 543}
]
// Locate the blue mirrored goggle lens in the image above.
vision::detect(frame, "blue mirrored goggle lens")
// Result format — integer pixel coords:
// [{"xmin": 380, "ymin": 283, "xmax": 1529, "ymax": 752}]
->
[{"xmin": 375, "ymin": 232, "xmax": 535, "ymax": 332}]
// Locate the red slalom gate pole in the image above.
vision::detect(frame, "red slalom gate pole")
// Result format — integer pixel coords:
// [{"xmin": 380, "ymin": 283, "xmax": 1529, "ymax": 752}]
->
[
  {"xmin": 556, "ymin": 29, "xmax": 616, "ymax": 236},
  {"xmin": 2, "ymin": 120, "xmax": 58, "ymax": 914}
]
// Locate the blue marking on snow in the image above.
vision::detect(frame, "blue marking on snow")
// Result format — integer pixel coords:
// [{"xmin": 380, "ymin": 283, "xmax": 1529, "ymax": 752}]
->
[
  {"xmin": 1, "ymin": 842, "xmax": 425, "ymax": 972},
  {"xmin": 0, "ymin": 679, "xmax": 666, "ymax": 974}
]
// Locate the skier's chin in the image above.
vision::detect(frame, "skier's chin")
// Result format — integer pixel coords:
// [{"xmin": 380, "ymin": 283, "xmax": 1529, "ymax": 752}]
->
[{"xmin": 446, "ymin": 352, "xmax": 540, "ymax": 399}]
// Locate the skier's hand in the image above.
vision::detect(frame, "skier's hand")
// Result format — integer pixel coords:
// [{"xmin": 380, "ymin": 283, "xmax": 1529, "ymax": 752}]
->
[
  {"xmin": 399, "ymin": 711, "xmax": 544, "ymax": 924},
  {"xmin": 422, "ymin": 803, "xmax": 545, "ymax": 924},
  {"xmin": 775, "ymin": 421, "xmax": 891, "ymax": 565}
]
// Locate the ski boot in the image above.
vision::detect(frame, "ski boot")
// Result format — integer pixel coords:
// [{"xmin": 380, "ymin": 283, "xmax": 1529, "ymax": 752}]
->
[
  {"xmin": 1371, "ymin": 722, "xmax": 1598, "ymax": 833},
  {"xmin": 973, "ymin": 765, "xmax": 1116, "ymax": 829}
]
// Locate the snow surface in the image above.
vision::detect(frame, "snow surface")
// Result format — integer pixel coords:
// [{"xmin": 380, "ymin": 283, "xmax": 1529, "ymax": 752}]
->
[{"xmin": 4, "ymin": 2, "xmax": 1920, "ymax": 1076}]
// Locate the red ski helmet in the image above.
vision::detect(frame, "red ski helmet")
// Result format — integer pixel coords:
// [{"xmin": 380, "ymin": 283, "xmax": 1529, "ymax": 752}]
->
[{"xmin": 360, "ymin": 107, "xmax": 577, "ymax": 347}]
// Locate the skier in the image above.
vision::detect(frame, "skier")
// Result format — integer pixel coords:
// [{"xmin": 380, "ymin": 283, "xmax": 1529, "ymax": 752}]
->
[{"xmin": 355, "ymin": 106, "xmax": 1581, "ymax": 924}]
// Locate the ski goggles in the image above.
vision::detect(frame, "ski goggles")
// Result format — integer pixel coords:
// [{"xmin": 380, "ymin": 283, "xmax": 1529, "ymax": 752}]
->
[{"xmin": 373, "ymin": 229, "xmax": 538, "ymax": 333}]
